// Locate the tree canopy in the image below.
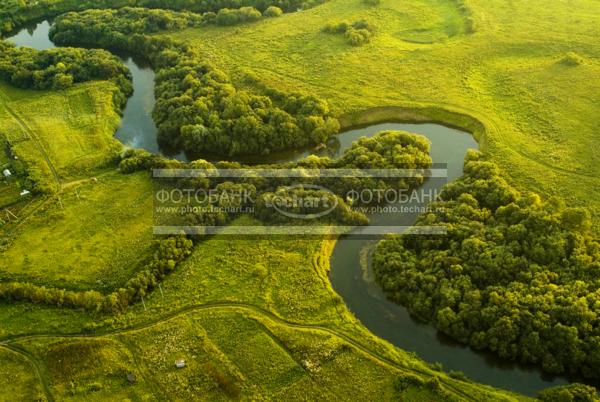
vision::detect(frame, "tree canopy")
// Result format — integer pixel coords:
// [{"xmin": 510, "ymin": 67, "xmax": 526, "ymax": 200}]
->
[
  {"xmin": 50, "ymin": 7, "xmax": 340, "ymax": 157},
  {"xmin": 374, "ymin": 151, "xmax": 600, "ymax": 379}
]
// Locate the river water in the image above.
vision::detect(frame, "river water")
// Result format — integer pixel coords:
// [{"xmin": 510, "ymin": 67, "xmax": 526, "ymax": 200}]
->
[{"xmin": 6, "ymin": 20, "xmax": 571, "ymax": 396}]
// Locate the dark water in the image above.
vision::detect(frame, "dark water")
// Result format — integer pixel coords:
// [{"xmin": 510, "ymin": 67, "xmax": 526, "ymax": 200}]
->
[
  {"xmin": 5, "ymin": 20, "xmax": 169, "ymax": 158},
  {"xmin": 6, "ymin": 21, "xmax": 571, "ymax": 397},
  {"xmin": 328, "ymin": 123, "xmax": 569, "ymax": 396}
]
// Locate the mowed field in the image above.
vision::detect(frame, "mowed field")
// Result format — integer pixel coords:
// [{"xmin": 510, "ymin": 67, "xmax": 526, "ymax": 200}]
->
[{"xmin": 170, "ymin": 0, "xmax": 600, "ymax": 228}]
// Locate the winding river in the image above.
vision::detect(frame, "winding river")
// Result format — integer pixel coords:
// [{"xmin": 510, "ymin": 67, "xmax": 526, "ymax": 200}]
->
[{"xmin": 6, "ymin": 21, "xmax": 571, "ymax": 396}]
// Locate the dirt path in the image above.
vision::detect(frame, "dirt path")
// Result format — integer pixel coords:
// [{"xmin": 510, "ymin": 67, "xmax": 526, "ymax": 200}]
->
[{"xmin": 0, "ymin": 301, "xmax": 519, "ymax": 401}]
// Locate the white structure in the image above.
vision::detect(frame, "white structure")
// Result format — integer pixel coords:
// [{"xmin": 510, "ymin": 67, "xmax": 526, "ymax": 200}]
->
[
  {"xmin": 175, "ymin": 359, "xmax": 186, "ymax": 368},
  {"xmin": 20, "ymin": 190, "xmax": 30, "ymax": 197},
  {"xmin": 2, "ymin": 169, "xmax": 11, "ymax": 177}
]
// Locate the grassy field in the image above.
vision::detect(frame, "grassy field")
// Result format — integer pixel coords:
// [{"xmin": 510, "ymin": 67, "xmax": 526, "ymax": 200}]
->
[
  {"xmin": 0, "ymin": 0, "xmax": 598, "ymax": 399},
  {"xmin": 169, "ymin": 0, "xmax": 600, "ymax": 229},
  {"xmin": 0, "ymin": 81, "xmax": 122, "ymax": 191},
  {"xmin": 0, "ymin": 170, "xmax": 154, "ymax": 291},
  {"xmin": 0, "ymin": 347, "xmax": 46, "ymax": 401},
  {"xmin": 0, "ymin": 219, "xmax": 528, "ymax": 400},
  {"xmin": 0, "ymin": 76, "xmax": 157, "ymax": 291}
]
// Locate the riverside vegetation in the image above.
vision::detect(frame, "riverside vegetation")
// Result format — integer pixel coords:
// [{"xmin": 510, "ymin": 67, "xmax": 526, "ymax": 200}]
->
[{"xmin": 0, "ymin": 0, "xmax": 598, "ymax": 400}]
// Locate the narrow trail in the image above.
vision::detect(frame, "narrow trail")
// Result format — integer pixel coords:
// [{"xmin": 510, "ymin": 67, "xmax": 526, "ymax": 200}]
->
[
  {"xmin": 1, "ymin": 344, "xmax": 54, "ymax": 402},
  {"xmin": 0, "ymin": 92, "xmax": 61, "ymax": 189},
  {"xmin": 0, "ymin": 301, "xmax": 489, "ymax": 401}
]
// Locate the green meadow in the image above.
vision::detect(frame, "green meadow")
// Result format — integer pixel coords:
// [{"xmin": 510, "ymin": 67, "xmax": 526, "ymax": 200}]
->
[
  {"xmin": 0, "ymin": 221, "xmax": 527, "ymax": 400},
  {"xmin": 170, "ymin": 0, "xmax": 600, "ymax": 228},
  {"xmin": 0, "ymin": 0, "xmax": 598, "ymax": 400}
]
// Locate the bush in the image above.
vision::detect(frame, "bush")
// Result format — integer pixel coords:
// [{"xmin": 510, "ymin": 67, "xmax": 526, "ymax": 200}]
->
[
  {"xmin": 215, "ymin": 7, "xmax": 262, "ymax": 26},
  {"xmin": 345, "ymin": 27, "xmax": 372, "ymax": 46},
  {"xmin": 263, "ymin": 6, "xmax": 283, "ymax": 17},
  {"xmin": 323, "ymin": 19, "xmax": 374, "ymax": 46}
]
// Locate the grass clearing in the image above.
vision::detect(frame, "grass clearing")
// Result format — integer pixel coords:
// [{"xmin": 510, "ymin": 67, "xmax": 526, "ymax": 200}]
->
[
  {"xmin": 0, "ymin": 80, "xmax": 122, "ymax": 190},
  {"xmin": 0, "ymin": 170, "xmax": 154, "ymax": 291}
]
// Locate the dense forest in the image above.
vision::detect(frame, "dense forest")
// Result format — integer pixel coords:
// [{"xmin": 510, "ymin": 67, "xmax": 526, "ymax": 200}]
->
[
  {"xmin": 373, "ymin": 150, "xmax": 600, "ymax": 379},
  {"xmin": 0, "ymin": 41, "xmax": 132, "ymax": 108},
  {"xmin": 0, "ymin": 0, "xmax": 321, "ymax": 34},
  {"xmin": 49, "ymin": 7, "xmax": 340, "ymax": 157}
]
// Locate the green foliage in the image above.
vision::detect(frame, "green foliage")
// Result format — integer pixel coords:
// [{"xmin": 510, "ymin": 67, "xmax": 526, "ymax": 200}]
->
[
  {"xmin": 0, "ymin": 0, "xmax": 327, "ymax": 35},
  {"xmin": 323, "ymin": 19, "xmax": 374, "ymax": 46},
  {"xmin": 538, "ymin": 383, "xmax": 600, "ymax": 402},
  {"xmin": 263, "ymin": 5, "xmax": 283, "ymax": 17},
  {"xmin": 0, "ymin": 41, "xmax": 132, "ymax": 104},
  {"xmin": 374, "ymin": 152, "xmax": 600, "ymax": 379},
  {"xmin": 50, "ymin": 7, "xmax": 340, "ymax": 157},
  {"xmin": 215, "ymin": 6, "xmax": 262, "ymax": 25}
]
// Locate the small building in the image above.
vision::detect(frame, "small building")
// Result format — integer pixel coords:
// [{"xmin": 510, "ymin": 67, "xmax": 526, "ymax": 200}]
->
[
  {"xmin": 20, "ymin": 190, "xmax": 31, "ymax": 197},
  {"xmin": 175, "ymin": 359, "xmax": 186, "ymax": 369},
  {"xmin": 2, "ymin": 169, "xmax": 11, "ymax": 178}
]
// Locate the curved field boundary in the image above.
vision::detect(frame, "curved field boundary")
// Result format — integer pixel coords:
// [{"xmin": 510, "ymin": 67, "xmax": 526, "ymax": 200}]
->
[
  {"xmin": 0, "ymin": 344, "xmax": 54, "ymax": 402},
  {"xmin": 0, "ymin": 301, "xmax": 524, "ymax": 401}
]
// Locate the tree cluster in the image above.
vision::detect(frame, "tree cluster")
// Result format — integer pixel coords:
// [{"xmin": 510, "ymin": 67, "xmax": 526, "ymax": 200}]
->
[
  {"xmin": 538, "ymin": 383, "xmax": 599, "ymax": 402},
  {"xmin": 0, "ymin": 0, "xmax": 321, "ymax": 34},
  {"xmin": 373, "ymin": 150, "xmax": 600, "ymax": 379},
  {"xmin": 50, "ymin": 7, "xmax": 340, "ymax": 157},
  {"xmin": 121, "ymin": 129, "xmax": 432, "ymax": 228},
  {"xmin": 323, "ymin": 19, "xmax": 375, "ymax": 46},
  {"xmin": 0, "ymin": 41, "xmax": 132, "ymax": 108}
]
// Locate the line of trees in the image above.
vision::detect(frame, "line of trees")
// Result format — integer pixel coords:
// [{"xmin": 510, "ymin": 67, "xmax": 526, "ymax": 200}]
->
[
  {"xmin": 49, "ymin": 7, "xmax": 340, "ymax": 157},
  {"xmin": 122, "ymin": 129, "xmax": 432, "ymax": 223},
  {"xmin": 0, "ymin": 0, "xmax": 315, "ymax": 34},
  {"xmin": 0, "ymin": 235, "xmax": 193, "ymax": 313},
  {"xmin": 373, "ymin": 150, "xmax": 600, "ymax": 379}
]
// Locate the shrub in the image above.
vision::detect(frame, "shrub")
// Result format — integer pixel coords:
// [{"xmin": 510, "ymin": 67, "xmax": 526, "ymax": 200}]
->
[
  {"xmin": 560, "ymin": 52, "xmax": 585, "ymax": 66},
  {"xmin": 263, "ymin": 6, "xmax": 283, "ymax": 17},
  {"xmin": 323, "ymin": 19, "xmax": 374, "ymax": 46},
  {"xmin": 345, "ymin": 27, "xmax": 372, "ymax": 46},
  {"xmin": 215, "ymin": 7, "xmax": 262, "ymax": 26}
]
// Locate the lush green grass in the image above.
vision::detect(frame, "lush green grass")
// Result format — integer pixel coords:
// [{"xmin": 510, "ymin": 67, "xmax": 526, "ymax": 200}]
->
[
  {"xmin": 0, "ymin": 81, "xmax": 122, "ymax": 190},
  {"xmin": 169, "ymin": 0, "xmax": 600, "ymax": 229},
  {"xmin": 0, "ymin": 347, "xmax": 45, "ymax": 401},
  {"xmin": 0, "ymin": 216, "xmax": 528, "ymax": 401},
  {"xmin": 0, "ymin": 170, "xmax": 154, "ymax": 291}
]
